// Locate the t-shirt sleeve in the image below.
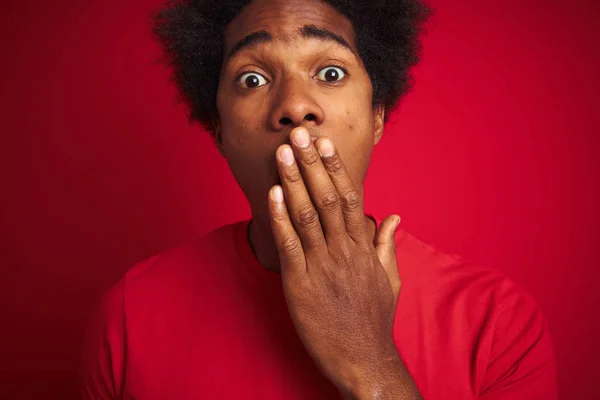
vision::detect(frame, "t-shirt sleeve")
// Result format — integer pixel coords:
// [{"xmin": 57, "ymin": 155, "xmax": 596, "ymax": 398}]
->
[
  {"xmin": 79, "ymin": 279, "xmax": 127, "ymax": 400},
  {"xmin": 479, "ymin": 283, "xmax": 558, "ymax": 399}
]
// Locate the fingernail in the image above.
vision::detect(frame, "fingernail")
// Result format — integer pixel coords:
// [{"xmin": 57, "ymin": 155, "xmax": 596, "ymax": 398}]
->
[
  {"xmin": 293, "ymin": 129, "xmax": 310, "ymax": 148},
  {"xmin": 271, "ymin": 186, "xmax": 283, "ymax": 203},
  {"xmin": 317, "ymin": 139, "xmax": 335, "ymax": 158},
  {"xmin": 279, "ymin": 147, "xmax": 294, "ymax": 165}
]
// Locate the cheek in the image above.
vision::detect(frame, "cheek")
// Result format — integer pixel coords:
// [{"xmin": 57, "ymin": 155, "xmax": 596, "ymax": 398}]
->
[
  {"xmin": 327, "ymin": 111, "xmax": 374, "ymax": 188},
  {"xmin": 219, "ymin": 121, "xmax": 278, "ymax": 192},
  {"xmin": 217, "ymin": 90, "xmax": 278, "ymax": 188},
  {"xmin": 218, "ymin": 87, "xmax": 262, "ymax": 145},
  {"xmin": 220, "ymin": 106, "xmax": 251, "ymax": 147},
  {"xmin": 338, "ymin": 79, "xmax": 376, "ymax": 183},
  {"xmin": 336, "ymin": 77, "xmax": 375, "ymax": 135}
]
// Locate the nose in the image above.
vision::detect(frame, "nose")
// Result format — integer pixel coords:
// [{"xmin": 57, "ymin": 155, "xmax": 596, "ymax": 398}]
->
[{"xmin": 268, "ymin": 77, "xmax": 325, "ymax": 131}]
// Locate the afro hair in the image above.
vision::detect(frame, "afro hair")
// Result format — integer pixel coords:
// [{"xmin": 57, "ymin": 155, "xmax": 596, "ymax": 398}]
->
[{"xmin": 152, "ymin": 0, "xmax": 433, "ymax": 135}]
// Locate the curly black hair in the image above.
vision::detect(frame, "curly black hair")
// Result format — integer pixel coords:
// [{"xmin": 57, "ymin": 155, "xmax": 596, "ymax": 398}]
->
[{"xmin": 151, "ymin": 0, "xmax": 433, "ymax": 135}]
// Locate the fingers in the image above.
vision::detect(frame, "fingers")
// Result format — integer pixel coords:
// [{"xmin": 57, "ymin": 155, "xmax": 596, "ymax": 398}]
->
[
  {"xmin": 313, "ymin": 137, "xmax": 368, "ymax": 244},
  {"xmin": 289, "ymin": 128, "xmax": 347, "ymax": 242},
  {"xmin": 273, "ymin": 128, "xmax": 370, "ymax": 257},
  {"xmin": 276, "ymin": 144, "xmax": 326, "ymax": 252},
  {"xmin": 268, "ymin": 185, "xmax": 307, "ymax": 275},
  {"xmin": 374, "ymin": 215, "xmax": 402, "ymax": 309}
]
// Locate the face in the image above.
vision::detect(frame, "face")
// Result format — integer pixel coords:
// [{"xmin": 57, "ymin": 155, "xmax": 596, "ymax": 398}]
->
[{"xmin": 216, "ymin": 0, "xmax": 384, "ymax": 228}]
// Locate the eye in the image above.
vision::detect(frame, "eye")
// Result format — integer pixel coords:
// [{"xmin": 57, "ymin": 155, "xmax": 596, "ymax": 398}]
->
[
  {"xmin": 316, "ymin": 66, "xmax": 346, "ymax": 82},
  {"xmin": 237, "ymin": 72, "xmax": 268, "ymax": 89}
]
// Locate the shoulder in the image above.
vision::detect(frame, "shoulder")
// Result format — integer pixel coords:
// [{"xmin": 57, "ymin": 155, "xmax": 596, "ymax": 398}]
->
[
  {"xmin": 395, "ymin": 227, "xmax": 550, "ymax": 329},
  {"xmin": 85, "ymin": 219, "xmax": 245, "ymax": 342},
  {"xmin": 395, "ymin": 227, "xmax": 539, "ymax": 301},
  {"xmin": 395, "ymin": 228, "xmax": 557, "ymax": 398},
  {"xmin": 80, "ymin": 220, "xmax": 246, "ymax": 397},
  {"xmin": 394, "ymin": 227, "xmax": 511, "ymax": 303},
  {"xmin": 119, "ymin": 220, "xmax": 244, "ymax": 290}
]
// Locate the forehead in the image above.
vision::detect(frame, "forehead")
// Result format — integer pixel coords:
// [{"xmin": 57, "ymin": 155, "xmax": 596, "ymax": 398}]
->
[{"xmin": 224, "ymin": 0, "xmax": 356, "ymax": 51}]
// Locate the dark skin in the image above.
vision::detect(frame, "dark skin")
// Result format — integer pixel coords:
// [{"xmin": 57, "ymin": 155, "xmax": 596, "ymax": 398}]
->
[{"xmin": 215, "ymin": 0, "xmax": 420, "ymax": 398}]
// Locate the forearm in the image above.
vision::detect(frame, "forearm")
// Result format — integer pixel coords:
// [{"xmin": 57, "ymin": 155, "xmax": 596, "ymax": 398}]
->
[{"xmin": 340, "ymin": 353, "xmax": 422, "ymax": 400}]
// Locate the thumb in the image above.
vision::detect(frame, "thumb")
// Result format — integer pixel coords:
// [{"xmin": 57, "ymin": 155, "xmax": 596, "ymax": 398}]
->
[{"xmin": 374, "ymin": 215, "xmax": 401, "ymax": 308}]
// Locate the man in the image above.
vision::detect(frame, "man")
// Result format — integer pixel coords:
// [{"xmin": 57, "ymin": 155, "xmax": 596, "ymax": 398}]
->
[{"xmin": 80, "ymin": 0, "xmax": 558, "ymax": 398}]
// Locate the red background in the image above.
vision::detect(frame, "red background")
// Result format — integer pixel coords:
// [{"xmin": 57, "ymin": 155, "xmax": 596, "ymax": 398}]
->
[{"xmin": 1, "ymin": 0, "xmax": 599, "ymax": 398}]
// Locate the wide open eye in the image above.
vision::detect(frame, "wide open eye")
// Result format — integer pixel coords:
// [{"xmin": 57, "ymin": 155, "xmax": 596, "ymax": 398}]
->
[
  {"xmin": 237, "ymin": 72, "xmax": 268, "ymax": 89},
  {"xmin": 315, "ymin": 66, "xmax": 346, "ymax": 82}
]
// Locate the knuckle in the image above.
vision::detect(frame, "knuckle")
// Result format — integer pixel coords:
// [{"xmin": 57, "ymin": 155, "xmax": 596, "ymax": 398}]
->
[
  {"xmin": 301, "ymin": 151, "xmax": 320, "ymax": 166},
  {"xmin": 324, "ymin": 155, "xmax": 344, "ymax": 174},
  {"xmin": 341, "ymin": 191, "xmax": 362, "ymax": 211},
  {"xmin": 296, "ymin": 207, "xmax": 319, "ymax": 227},
  {"xmin": 281, "ymin": 236, "xmax": 301, "ymax": 253},
  {"xmin": 271, "ymin": 210, "xmax": 287, "ymax": 223},
  {"xmin": 282, "ymin": 168, "xmax": 301, "ymax": 183},
  {"xmin": 338, "ymin": 247, "xmax": 355, "ymax": 268},
  {"xmin": 316, "ymin": 191, "xmax": 340, "ymax": 211}
]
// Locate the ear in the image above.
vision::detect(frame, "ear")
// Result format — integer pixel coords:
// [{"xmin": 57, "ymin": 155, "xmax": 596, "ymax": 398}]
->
[
  {"xmin": 373, "ymin": 104, "xmax": 385, "ymax": 146},
  {"xmin": 213, "ymin": 118, "xmax": 226, "ymax": 157}
]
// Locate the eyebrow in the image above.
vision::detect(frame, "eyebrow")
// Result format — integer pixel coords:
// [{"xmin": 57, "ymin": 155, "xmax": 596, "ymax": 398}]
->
[
  {"xmin": 299, "ymin": 25, "xmax": 355, "ymax": 55},
  {"xmin": 227, "ymin": 30, "xmax": 272, "ymax": 61},
  {"xmin": 226, "ymin": 24, "xmax": 356, "ymax": 61}
]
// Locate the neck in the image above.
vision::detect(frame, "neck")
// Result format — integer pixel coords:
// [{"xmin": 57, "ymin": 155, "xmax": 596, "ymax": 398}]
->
[
  {"xmin": 247, "ymin": 214, "xmax": 378, "ymax": 273},
  {"xmin": 247, "ymin": 217, "xmax": 281, "ymax": 272}
]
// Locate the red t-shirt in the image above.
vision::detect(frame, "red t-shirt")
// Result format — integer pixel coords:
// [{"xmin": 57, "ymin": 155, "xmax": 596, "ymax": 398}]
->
[{"xmin": 80, "ymin": 218, "xmax": 557, "ymax": 399}]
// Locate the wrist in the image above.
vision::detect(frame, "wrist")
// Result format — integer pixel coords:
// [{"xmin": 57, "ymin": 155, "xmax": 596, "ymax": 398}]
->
[{"xmin": 342, "ymin": 351, "xmax": 421, "ymax": 400}]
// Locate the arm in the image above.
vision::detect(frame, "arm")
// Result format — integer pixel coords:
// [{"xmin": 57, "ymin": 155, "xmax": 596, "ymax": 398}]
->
[{"xmin": 341, "ymin": 353, "xmax": 422, "ymax": 400}]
